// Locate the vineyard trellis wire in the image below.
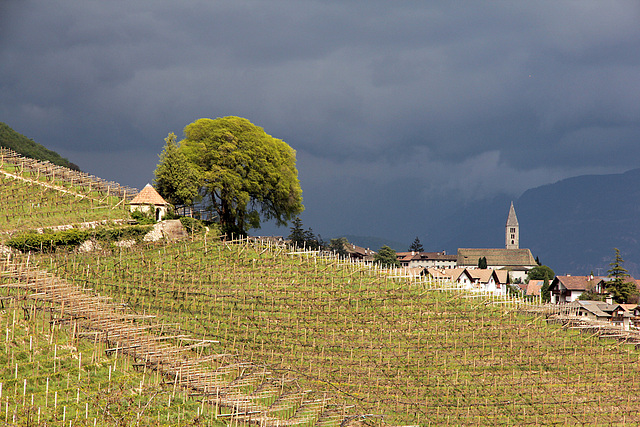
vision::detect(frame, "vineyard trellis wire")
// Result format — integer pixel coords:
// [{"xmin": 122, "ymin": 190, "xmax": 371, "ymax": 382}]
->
[
  {"xmin": 0, "ymin": 252, "xmax": 349, "ymax": 427},
  {"xmin": 34, "ymin": 235, "xmax": 640, "ymax": 426},
  {"xmin": 0, "ymin": 147, "xmax": 138, "ymax": 201}
]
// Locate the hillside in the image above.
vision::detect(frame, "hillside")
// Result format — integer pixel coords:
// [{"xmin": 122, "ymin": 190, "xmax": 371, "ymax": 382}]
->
[
  {"xmin": 31, "ymin": 237, "xmax": 640, "ymax": 425},
  {"xmin": 0, "ymin": 122, "xmax": 80, "ymax": 170},
  {"xmin": 433, "ymin": 169, "xmax": 640, "ymax": 277},
  {"xmin": 0, "ymin": 156, "xmax": 640, "ymax": 425},
  {"xmin": 517, "ymin": 168, "xmax": 640, "ymax": 276},
  {"xmin": 0, "ymin": 148, "xmax": 135, "ymax": 233}
]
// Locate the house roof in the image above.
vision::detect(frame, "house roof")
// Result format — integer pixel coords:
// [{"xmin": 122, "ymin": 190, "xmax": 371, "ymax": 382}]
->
[
  {"xmin": 438, "ymin": 267, "xmax": 470, "ymax": 282},
  {"xmin": 130, "ymin": 184, "xmax": 169, "ymax": 206},
  {"xmin": 425, "ymin": 268, "xmax": 450, "ymax": 279},
  {"xmin": 551, "ymin": 275, "xmax": 604, "ymax": 291},
  {"xmin": 396, "ymin": 251, "xmax": 457, "ymax": 262},
  {"xmin": 619, "ymin": 304, "xmax": 638, "ymax": 312},
  {"xmin": 467, "ymin": 269, "xmax": 495, "ymax": 283},
  {"xmin": 523, "ymin": 279, "xmax": 543, "ymax": 296},
  {"xmin": 345, "ymin": 244, "xmax": 375, "ymax": 258},
  {"xmin": 568, "ymin": 300, "xmax": 632, "ymax": 318},
  {"xmin": 569, "ymin": 300, "xmax": 612, "ymax": 318},
  {"xmin": 495, "ymin": 270, "xmax": 510, "ymax": 284},
  {"xmin": 457, "ymin": 248, "xmax": 537, "ymax": 267}
]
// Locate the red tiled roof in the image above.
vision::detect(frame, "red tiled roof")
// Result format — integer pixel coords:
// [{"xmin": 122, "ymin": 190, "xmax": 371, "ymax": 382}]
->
[
  {"xmin": 554, "ymin": 275, "xmax": 604, "ymax": 291},
  {"xmin": 130, "ymin": 184, "xmax": 169, "ymax": 206}
]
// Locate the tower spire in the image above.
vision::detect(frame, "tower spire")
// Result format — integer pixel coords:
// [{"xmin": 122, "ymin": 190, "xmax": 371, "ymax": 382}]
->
[{"xmin": 506, "ymin": 201, "xmax": 519, "ymax": 249}]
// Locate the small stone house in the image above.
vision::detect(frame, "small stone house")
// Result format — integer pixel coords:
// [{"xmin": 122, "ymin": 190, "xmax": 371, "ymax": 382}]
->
[{"xmin": 129, "ymin": 184, "xmax": 171, "ymax": 221}]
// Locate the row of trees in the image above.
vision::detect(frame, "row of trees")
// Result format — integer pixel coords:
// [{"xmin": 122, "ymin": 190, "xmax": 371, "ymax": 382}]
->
[{"xmin": 288, "ymin": 218, "xmax": 401, "ymax": 267}]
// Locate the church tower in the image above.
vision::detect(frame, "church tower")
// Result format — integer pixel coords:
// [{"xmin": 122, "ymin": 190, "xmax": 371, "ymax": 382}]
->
[{"xmin": 506, "ymin": 201, "xmax": 519, "ymax": 250}]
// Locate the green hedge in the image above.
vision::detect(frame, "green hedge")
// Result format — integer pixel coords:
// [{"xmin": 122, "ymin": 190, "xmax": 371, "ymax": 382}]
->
[
  {"xmin": 7, "ymin": 225, "xmax": 153, "ymax": 253},
  {"xmin": 7, "ymin": 229, "xmax": 90, "ymax": 252}
]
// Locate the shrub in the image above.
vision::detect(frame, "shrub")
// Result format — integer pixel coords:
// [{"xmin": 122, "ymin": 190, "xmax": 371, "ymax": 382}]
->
[
  {"xmin": 130, "ymin": 209, "xmax": 156, "ymax": 225},
  {"xmin": 180, "ymin": 217, "xmax": 205, "ymax": 235},
  {"xmin": 7, "ymin": 228, "xmax": 90, "ymax": 252},
  {"xmin": 92, "ymin": 225, "xmax": 153, "ymax": 243}
]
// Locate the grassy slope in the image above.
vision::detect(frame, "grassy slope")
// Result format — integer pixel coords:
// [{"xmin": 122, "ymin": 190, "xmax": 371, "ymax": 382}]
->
[
  {"xmin": 0, "ymin": 158, "xmax": 639, "ymax": 425},
  {"xmin": 0, "ymin": 122, "xmax": 79, "ymax": 170},
  {"xmin": 41, "ymin": 237, "xmax": 640, "ymax": 426},
  {"xmin": 0, "ymin": 300, "xmax": 210, "ymax": 426},
  {"xmin": 0, "ymin": 163, "xmax": 220, "ymax": 425}
]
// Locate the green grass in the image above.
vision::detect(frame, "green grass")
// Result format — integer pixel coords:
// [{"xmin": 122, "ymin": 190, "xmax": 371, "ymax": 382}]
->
[{"xmin": 0, "ymin": 298, "xmax": 221, "ymax": 426}]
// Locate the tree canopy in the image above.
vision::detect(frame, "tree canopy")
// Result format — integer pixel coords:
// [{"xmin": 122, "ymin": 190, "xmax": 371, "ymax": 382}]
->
[
  {"xmin": 154, "ymin": 132, "xmax": 200, "ymax": 207},
  {"xmin": 374, "ymin": 245, "xmax": 401, "ymax": 268},
  {"xmin": 154, "ymin": 117, "xmax": 303, "ymax": 235},
  {"xmin": 526, "ymin": 265, "xmax": 555, "ymax": 281},
  {"xmin": 408, "ymin": 237, "xmax": 424, "ymax": 252},
  {"xmin": 329, "ymin": 237, "xmax": 349, "ymax": 257},
  {"xmin": 288, "ymin": 217, "xmax": 322, "ymax": 250},
  {"xmin": 477, "ymin": 257, "xmax": 487, "ymax": 269}
]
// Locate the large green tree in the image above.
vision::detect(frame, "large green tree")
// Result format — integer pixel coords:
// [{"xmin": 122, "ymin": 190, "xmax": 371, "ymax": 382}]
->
[{"xmin": 155, "ymin": 117, "xmax": 303, "ymax": 235}]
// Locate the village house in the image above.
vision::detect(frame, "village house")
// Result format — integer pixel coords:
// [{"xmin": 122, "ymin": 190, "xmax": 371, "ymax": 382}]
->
[
  {"xmin": 345, "ymin": 243, "xmax": 376, "ymax": 261},
  {"xmin": 467, "ymin": 269, "xmax": 510, "ymax": 294},
  {"xmin": 396, "ymin": 251, "xmax": 457, "ymax": 269},
  {"xmin": 457, "ymin": 248, "xmax": 537, "ymax": 282},
  {"xmin": 431, "ymin": 267, "xmax": 474, "ymax": 289},
  {"xmin": 567, "ymin": 300, "xmax": 633, "ymax": 331},
  {"xmin": 548, "ymin": 275, "xmax": 605, "ymax": 304},
  {"xmin": 129, "ymin": 184, "xmax": 171, "ymax": 221}
]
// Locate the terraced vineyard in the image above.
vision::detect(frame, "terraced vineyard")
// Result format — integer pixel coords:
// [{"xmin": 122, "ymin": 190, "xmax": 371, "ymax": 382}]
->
[
  {"xmin": 0, "ymin": 286, "xmax": 210, "ymax": 426},
  {"xmin": 0, "ymin": 149, "xmax": 133, "ymax": 232},
  {"xmin": 1, "ymin": 149, "xmax": 640, "ymax": 425},
  {"xmin": 32, "ymin": 237, "xmax": 640, "ymax": 426}
]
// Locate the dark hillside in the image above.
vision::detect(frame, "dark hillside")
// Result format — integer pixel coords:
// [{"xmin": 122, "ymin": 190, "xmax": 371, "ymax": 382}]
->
[
  {"xmin": 433, "ymin": 169, "xmax": 640, "ymax": 277},
  {"xmin": 0, "ymin": 121, "xmax": 80, "ymax": 170},
  {"xmin": 518, "ymin": 168, "xmax": 640, "ymax": 276}
]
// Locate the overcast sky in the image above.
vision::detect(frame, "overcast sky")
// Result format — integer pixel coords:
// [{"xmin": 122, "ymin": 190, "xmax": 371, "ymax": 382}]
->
[{"xmin": 2, "ymin": 1, "xmax": 639, "ymax": 244}]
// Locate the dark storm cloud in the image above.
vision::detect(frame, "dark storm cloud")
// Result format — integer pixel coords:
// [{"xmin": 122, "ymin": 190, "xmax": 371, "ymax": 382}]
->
[{"xmin": 2, "ymin": 1, "xmax": 640, "ymax": 240}]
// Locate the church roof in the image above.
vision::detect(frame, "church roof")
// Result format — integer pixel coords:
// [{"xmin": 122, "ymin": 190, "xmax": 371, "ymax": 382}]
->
[
  {"xmin": 506, "ymin": 201, "xmax": 519, "ymax": 227},
  {"xmin": 130, "ymin": 184, "xmax": 169, "ymax": 206},
  {"xmin": 457, "ymin": 248, "xmax": 537, "ymax": 268}
]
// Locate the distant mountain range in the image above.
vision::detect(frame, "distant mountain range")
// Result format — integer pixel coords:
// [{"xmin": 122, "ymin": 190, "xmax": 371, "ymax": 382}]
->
[
  {"xmin": 0, "ymin": 122, "xmax": 79, "ymax": 170},
  {"xmin": 432, "ymin": 169, "xmax": 640, "ymax": 277}
]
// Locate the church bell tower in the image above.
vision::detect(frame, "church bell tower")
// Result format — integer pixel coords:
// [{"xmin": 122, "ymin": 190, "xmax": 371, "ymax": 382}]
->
[{"xmin": 506, "ymin": 201, "xmax": 519, "ymax": 250}]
